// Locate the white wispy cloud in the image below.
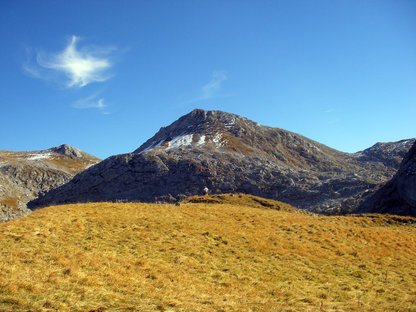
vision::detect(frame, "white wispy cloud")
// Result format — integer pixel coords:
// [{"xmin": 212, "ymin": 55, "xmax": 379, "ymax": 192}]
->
[
  {"xmin": 201, "ymin": 71, "xmax": 227, "ymax": 100},
  {"xmin": 72, "ymin": 93, "xmax": 109, "ymax": 114},
  {"xmin": 185, "ymin": 71, "xmax": 228, "ymax": 104},
  {"xmin": 25, "ymin": 35, "xmax": 115, "ymax": 88}
]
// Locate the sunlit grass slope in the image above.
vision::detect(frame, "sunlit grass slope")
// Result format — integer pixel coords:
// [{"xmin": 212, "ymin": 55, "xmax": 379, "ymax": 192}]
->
[{"xmin": 1, "ymin": 194, "xmax": 416, "ymax": 312}]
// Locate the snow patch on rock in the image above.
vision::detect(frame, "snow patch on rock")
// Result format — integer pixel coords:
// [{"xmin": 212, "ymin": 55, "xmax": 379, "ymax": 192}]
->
[
  {"xmin": 139, "ymin": 140, "xmax": 164, "ymax": 154},
  {"xmin": 213, "ymin": 133, "xmax": 223, "ymax": 148},
  {"xmin": 27, "ymin": 153, "xmax": 52, "ymax": 161},
  {"xmin": 197, "ymin": 135, "xmax": 206, "ymax": 146},
  {"xmin": 166, "ymin": 134, "xmax": 194, "ymax": 150},
  {"xmin": 140, "ymin": 134, "xmax": 209, "ymax": 153}
]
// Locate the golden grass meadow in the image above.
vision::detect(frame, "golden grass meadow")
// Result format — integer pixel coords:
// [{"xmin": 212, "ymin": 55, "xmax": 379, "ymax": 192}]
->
[{"xmin": 0, "ymin": 194, "xmax": 416, "ymax": 312}]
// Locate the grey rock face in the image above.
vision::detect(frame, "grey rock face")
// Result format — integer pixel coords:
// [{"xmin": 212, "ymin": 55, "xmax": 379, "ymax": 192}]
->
[
  {"xmin": 0, "ymin": 144, "xmax": 101, "ymax": 221},
  {"xmin": 354, "ymin": 139, "xmax": 415, "ymax": 168},
  {"xmin": 50, "ymin": 144, "xmax": 84, "ymax": 158},
  {"xmin": 356, "ymin": 142, "xmax": 416, "ymax": 216},
  {"xmin": 29, "ymin": 110, "xmax": 414, "ymax": 214}
]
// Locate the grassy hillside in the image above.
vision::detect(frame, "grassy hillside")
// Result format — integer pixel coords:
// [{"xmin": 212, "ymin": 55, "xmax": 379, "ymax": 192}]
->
[{"xmin": 0, "ymin": 194, "xmax": 416, "ymax": 311}]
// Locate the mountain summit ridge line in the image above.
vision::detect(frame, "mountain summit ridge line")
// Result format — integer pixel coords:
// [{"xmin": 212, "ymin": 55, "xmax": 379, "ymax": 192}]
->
[{"xmin": 29, "ymin": 109, "xmax": 415, "ymax": 214}]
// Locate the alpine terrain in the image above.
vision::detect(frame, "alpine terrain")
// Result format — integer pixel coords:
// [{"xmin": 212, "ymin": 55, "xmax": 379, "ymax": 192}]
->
[
  {"xmin": 356, "ymin": 141, "xmax": 416, "ymax": 216},
  {"xmin": 29, "ymin": 110, "xmax": 415, "ymax": 214},
  {"xmin": 0, "ymin": 144, "xmax": 101, "ymax": 221}
]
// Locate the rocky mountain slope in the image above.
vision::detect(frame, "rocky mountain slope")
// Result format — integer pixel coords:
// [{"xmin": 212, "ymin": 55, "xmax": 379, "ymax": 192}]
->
[
  {"xmin": 29, "ymin": 110, "xmax": 414, "ymax": 214},
  {"xmin": 355, "ymin": 141, "xmax": 416, "ymax": 216},
  {"xmin": 0, "ymin": 144, "xmax": 100, "ymax": 221},
  {"xmin": 353, "ymin": 139, "xmax": 414, "ymax": 168}
]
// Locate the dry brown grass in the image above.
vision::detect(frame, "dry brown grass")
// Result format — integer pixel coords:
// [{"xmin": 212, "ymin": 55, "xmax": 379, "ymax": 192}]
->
[
  {"xmin": 47, "ymin": 157, "xmax": 95, "ymax": 174},
  {"xmin": 0, "ymin": 195, "xmax": 415, "ymax": 311},
  {"xmin": 0, "ymin": 197, "xmax": 19, "ymax": 208},
  {"xmin": 184, "ymin": 193, "xmax": 298, "ymax": 212}
]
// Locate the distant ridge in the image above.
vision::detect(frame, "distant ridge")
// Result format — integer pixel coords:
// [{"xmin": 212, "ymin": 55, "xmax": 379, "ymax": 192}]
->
[
  {"xmin": 354, "ymin": 139, "xmax": 415, "ymax": 168},
  {"xmin": 0, "ymin": 144, "xmax": 101, "ymax": 221},
  {"xmin": 29, "ymin": 110, "xmax": 414, "ymax": 214},
  {"xmin": 49, "ymin": 144, "xmax": 86, "ymax": 158}
]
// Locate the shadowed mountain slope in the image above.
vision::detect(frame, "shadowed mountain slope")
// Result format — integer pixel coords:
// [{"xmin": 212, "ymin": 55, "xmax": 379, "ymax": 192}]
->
[
  {"xmin": 356, "ymin": 141, "xmax": 416, "ymax": 216},
  {"xmin": 29, "ymin": 110, "xmax": 414, "ymax": 214}
]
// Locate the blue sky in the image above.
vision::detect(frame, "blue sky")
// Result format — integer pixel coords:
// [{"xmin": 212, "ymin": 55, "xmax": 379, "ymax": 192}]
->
[{"xmin": 1, "ymin": 0, "xmax": 415, "ymax": 159}]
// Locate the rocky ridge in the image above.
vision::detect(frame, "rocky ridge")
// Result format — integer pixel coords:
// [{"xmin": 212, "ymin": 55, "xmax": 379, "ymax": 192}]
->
[
  {"xmin": 0, "ymin": 144, "xmax": 101, "ymax": 221},
  {"xmin": 29, "ymin": 110, "xmax": 414, "ymax": 214},
  {"xmin": 353, "ymin": 139, "xmax": 414, "ymax": 168},
  {"xmin": 355, "ymin": 141, "xmax": 416, "ymax": 216}
]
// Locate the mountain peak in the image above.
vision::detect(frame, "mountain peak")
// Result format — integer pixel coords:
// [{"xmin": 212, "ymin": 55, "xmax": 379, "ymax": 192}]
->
[
  {"xmin": 0, "ymin": 144, "xmax": 101, "ymax": 221},
  {"xmin": 48, "ymin": 144, "xmax": 101, "ymax": 161},
  {"xmin": 135, "ymin": 110, "xmax": 231, "ymax": 153},
  {"xmin": 30, "ymin": 110, "xmax": 413, "ymax": 215},
  {"xmin": 134, "ymin": 109, "xmax": 264, "ymax": 154},
  {"xmin": 170, "ymin": 109, "xmax": 248, "ymax": 130},
  {"xmin": 49, "ymin": 144, "xmax": 83, "ymax": 158}
]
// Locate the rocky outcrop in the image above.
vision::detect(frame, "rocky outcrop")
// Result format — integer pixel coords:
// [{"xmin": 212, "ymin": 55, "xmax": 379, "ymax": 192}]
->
[
  {"xmin": 354, "ymin": 139, "xmax": 414, "ymax": 168},
  {"xmin": 355, "ymin": 142, "xmax": 416, "ymax": 216},
  {"xmin": 0, "ymin": 144, "xmax": 101, "ymax": 221},
  {"xmin": 29, "ymin": 110, "xmax": 414, "ymax": 214}
]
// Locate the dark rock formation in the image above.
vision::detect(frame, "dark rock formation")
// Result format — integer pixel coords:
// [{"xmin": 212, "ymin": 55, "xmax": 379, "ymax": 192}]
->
[
  {"xmin": 28, "ymin": 110, "xmax": 414, "ymax": 214},
  {"xmin": 0, "ymin": 144, "xmax": 101, "ymax": 221},
  {"xmin": 355, "ymin": 142, "xmax": 416, "ymax": 216}
]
